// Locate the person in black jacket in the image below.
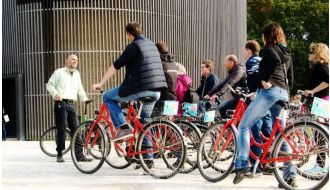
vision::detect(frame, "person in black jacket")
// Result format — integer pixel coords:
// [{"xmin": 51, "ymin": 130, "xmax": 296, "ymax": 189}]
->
[
  {"xmin": 156, "ymin": 41, "xmax": 177, "ymax": 101},
  {"xmin": 233, "ymin": 22, "xmax": 296, "ymax": 187},
  {"xmin": 92, "ymin": 22, "xmax": 167, "ymax": 142},
  {"xmin": 303, "ymin": 43, "xmax": 329, "ymax": 100},
  {"xmin": 205, "ymin": 55, "xmax": 247, "ymax": 118},
  {"xmin": 151, "ymin": 41, "xmax": 177, "ymax": 116},
  {"xmin": 303, "ymin": 43, "xmax": 329, "ymax": 175},
  {"xmin": 196, "ymin": 60, "xmax": 219, "ymax": 99}
]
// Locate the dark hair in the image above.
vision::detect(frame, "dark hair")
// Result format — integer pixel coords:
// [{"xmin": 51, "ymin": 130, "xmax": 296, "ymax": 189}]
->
[
  {"xmin": 125, "ymin": 22, "xmax": 142, "ymax": 37},
  {"xmin": 156, "ymin": 41, "xmax": 169, "ymax": 54},
  {"xmin": 202, "ymin": 60, "xmax": 214, "ymax": 72},
  {"xmin": 245, "ymin": 40, "xmax": 260, "ymax": 55},
  {"xmin": 262, "ymin": 22, "xmax": 286, "ymax": 45}
]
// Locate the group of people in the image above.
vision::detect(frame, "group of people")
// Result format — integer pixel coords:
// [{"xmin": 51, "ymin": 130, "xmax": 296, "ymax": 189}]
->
[{"xmin": 46, "ymin": 21, "xmax": 329, "ymax": 188}]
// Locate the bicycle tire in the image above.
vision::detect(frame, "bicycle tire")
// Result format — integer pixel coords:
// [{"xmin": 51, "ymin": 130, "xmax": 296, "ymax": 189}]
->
[
  {"xmin": 137, "ymin": 119, "xmax": 186, "ymax": 179},
  {"xmin": 197, "ymin": 121, "xmax": 237, "ymax": 182},
  {"xmin": 39, "ymin": 126, "xmax": 71, "ymax": 157},
  {"xmin": 174, "ymin": 120, "xmax": 201, "ymax": 174},
  {"xmin": 272, "ymin": 121, "xmax": 329, "ymax": 190},
  {"xmin": 71, "ymin": 121, "xmax": 108, "ymax": 174}
]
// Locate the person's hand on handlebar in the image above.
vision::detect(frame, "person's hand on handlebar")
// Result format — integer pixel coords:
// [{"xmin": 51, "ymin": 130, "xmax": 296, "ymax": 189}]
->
[
  {"xmin": 303, "ymin": 90, "xmax": 313, "ymax": 97},
  {"xmin": 204, "ymin": 94, "xmax": 218, "ymax": 102},
  {"xmin": 92, "ymin": 83, "xmax": 102, "ymax": 91},
  {"xmin": 204, "ymin": 95, "xmax": 210, "ymax": 100}
]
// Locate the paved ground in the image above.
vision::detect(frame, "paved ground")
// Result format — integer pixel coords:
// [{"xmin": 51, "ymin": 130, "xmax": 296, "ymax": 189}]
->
[{"xmin": 2, "ymin": 141, "xmax": 329, "ymax": 190}]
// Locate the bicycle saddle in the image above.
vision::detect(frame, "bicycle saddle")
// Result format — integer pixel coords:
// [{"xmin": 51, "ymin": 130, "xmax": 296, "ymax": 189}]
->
[{"xmin": 138, "ymin": 96, "xmax": 156, "ymax": 103}]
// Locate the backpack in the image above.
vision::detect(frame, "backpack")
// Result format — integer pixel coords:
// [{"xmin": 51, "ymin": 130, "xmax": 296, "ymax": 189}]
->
[{"xmin": 178, "ymin": 77, "xmax": 199, "ymax": 103}]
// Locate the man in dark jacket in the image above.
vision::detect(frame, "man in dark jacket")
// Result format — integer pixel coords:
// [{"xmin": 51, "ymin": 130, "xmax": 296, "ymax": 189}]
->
[
  {"xmin": 92, "ymin": 22, "xmax": 167, "ymax": 141},
  {"xmin": 205, "ymin": 54, "xmax": 247, "ymax": 118}
]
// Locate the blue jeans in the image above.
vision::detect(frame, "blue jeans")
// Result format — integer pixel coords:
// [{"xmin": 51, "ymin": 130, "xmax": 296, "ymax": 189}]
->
[
  {"xmin": 235, "ymin": 86, "xmax": 296, "ymax": 180},
  {"xmin": 103, "ymin": 87, "xmax": 160, "ymax": 128},
  {"xmin": 103, "ymin": 87, "xmax": 160, "ymax": 159},
  {"xmin": 250, "ymin": 111, "xmax": 272, "ymax": 171}
]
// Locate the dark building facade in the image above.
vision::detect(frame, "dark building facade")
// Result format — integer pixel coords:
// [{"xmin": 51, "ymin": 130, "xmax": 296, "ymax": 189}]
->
[{"xmin": 2, "ymin": 0, "xmax": 247, "ymax": 140}]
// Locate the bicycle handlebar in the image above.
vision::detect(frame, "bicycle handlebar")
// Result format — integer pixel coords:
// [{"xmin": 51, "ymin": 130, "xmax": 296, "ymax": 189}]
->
[
  {"xmin": 297, "ymin": 90, "xmax": 304, "ymax": 95},
  {"xmin": 226, "ymin": 84, "xmax": 255, "ymax": 98},
  {"xmin": 83, "ymin": 88, "xmax": 104, "ymax": 115}
]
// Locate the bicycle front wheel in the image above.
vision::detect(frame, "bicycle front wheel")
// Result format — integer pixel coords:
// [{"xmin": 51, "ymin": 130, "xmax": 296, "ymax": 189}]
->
[
  {"xmin": 71, "ymin": 121, "xmax": 108, "ymax": 174},
  {"xmin": 39, "ymin": 126, "xmax": 71, "ymax": 157},
  {"xmin": 273, "ymin": 121, "xmax": 329, "ymax": 190},
  {"xmin": 137, "ymin": 120, "xmax": 186, "ymax": 179},
  {"xmin": 197, "ymin": 121, "xmax": 237, "ymax": 182}
]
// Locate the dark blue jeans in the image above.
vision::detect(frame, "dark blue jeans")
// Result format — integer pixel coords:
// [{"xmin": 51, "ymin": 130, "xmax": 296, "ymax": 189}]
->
[
  {"xmin": 2, "ymin": 122, "xmax": 6, "ymax": 141},
  {"xmin": 218, "ymin": 98, "xmax": 238, "ymax": 119}
]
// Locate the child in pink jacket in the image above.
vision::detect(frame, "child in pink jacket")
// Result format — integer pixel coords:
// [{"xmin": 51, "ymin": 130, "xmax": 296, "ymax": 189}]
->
[{"xmin": 176, "ymin": 63, "xmax": 193, "ymax": 116}]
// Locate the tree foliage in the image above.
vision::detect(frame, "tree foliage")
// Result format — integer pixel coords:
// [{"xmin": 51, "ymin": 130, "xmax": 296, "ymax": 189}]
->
[{"xmin": 247, "ymin": 0, "xmax": 329, "ymax": 93}]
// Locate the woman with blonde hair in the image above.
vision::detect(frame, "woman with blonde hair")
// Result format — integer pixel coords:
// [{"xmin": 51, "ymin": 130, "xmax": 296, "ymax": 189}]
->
[
  {"xmin": 175, "ymin": 63, "xmax": 192, "ymax": 116},
  {"xmin": 302, "ymin": 43, "xmax": 329, "ymax": 175},
  {"xmin": 303, "ymin": 43, "xmax": 329, "ymax": 100}
]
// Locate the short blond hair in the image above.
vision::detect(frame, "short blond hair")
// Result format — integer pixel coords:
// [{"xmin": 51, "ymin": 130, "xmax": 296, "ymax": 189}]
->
[
  {"xmin": 225, "ymin": 54, "xmax": 238, "ymax": 64},
  {"xmin": 309, "ymin": 43, "xmax": 329, "ymax": 65},
  {"xmin": 176, "ymin": 62, "xmax": 187, "ymax": 75}
]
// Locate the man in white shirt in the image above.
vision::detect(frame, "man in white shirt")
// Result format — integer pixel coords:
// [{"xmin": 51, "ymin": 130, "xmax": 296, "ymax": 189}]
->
[{"xmin": 47, "ymin": 54, "xmax": 91, "ymax": 163}]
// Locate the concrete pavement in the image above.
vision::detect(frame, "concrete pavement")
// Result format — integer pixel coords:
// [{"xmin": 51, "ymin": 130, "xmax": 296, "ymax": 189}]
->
[{"xmin": 2, "ymin": 141, "xmax": 329, "ymax": 190}]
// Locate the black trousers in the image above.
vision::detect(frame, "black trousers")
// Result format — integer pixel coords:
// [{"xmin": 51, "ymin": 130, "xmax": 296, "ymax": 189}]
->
[{"xmin": 54, "ymin": 101, "xmax": 81, "ymax": 156}]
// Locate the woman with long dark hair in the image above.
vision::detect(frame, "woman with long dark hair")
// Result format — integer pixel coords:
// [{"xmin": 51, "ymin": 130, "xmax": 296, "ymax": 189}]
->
[{"xmin": 233, "ymin": 22, "xmax": 296, "ymax": 187}]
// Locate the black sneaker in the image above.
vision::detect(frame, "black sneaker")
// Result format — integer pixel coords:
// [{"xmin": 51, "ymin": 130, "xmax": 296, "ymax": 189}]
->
[
  {"xmin": 77, "ymin": 156, "xmax": 93, "ymax": 162},
  {"xmin": 111, "ymin": 124, "xmax": 133, "ymax": 142},
  {"xmin": 233, "ymin": 167, "xmax": 249, "ymax": 184},
  {"xmin": 278, "ymin": 178, "xmax": 298, "ymax": 188},
  {"xmin": 57, "ymin": 155, "xmax": 65, "ymax": 163},
  {"xmin": 135, "ymin": 160, "xmax": 154, "ymax": 170},
  {"xmin": 145, "ymin": 160, "xmax": 154, "ymax": 169}
]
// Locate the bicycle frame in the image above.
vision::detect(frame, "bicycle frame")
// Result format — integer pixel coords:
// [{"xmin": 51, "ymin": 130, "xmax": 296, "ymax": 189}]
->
[
  {"xmin": 212, "ymin": 98, "xmax": 247, "ymax": 153},
  {"xmin": 212, "ymin": 96, "xmax": 302, "ymax": 171},
  {"xmin": 85, "ymin": 100, "xmax": 179, "ymax": 159}
]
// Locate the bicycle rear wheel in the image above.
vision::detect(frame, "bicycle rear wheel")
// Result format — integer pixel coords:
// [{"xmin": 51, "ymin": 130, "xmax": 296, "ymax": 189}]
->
[
  {"xmin": 174, "ymin": 120, "xmax": 201, "ymax": 174},
  {"xmin": 71, "ymin": 121, "xmax": 108, "ymax": 174},
  {"xmin": 39, "ymin": 126, "xmax": 71, "ymax": 157},
  {"xmin": 273, "ymin": 121, "xmax": 329, "ymax": 190},
  {"xmin": 197, "ymin": 121, "xmax": 237, "ymax": 182},
  {"xmin": 137, "ymin": 120, "xmax": 186, "ymax": 179}
]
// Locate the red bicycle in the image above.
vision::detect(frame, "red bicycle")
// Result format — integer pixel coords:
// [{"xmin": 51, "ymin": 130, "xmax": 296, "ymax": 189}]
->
[
  {"xmin": 71, "ymin": 91, "xmax": 186, "ymax": 179},
  {"xmin": 197, "ymin": 85, "xmax": 329, "ymax": 190}
]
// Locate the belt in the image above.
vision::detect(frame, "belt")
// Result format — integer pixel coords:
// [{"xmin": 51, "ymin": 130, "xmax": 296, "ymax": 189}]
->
[{"xmin": 62, "ymin": 99, "xmax": 76, "ymax": 104}]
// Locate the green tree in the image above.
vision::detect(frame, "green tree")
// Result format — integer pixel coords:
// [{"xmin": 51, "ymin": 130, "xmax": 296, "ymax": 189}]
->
[{"xmin": 247, "ymin": 0, "xmax": 329, "ymax": 94}]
